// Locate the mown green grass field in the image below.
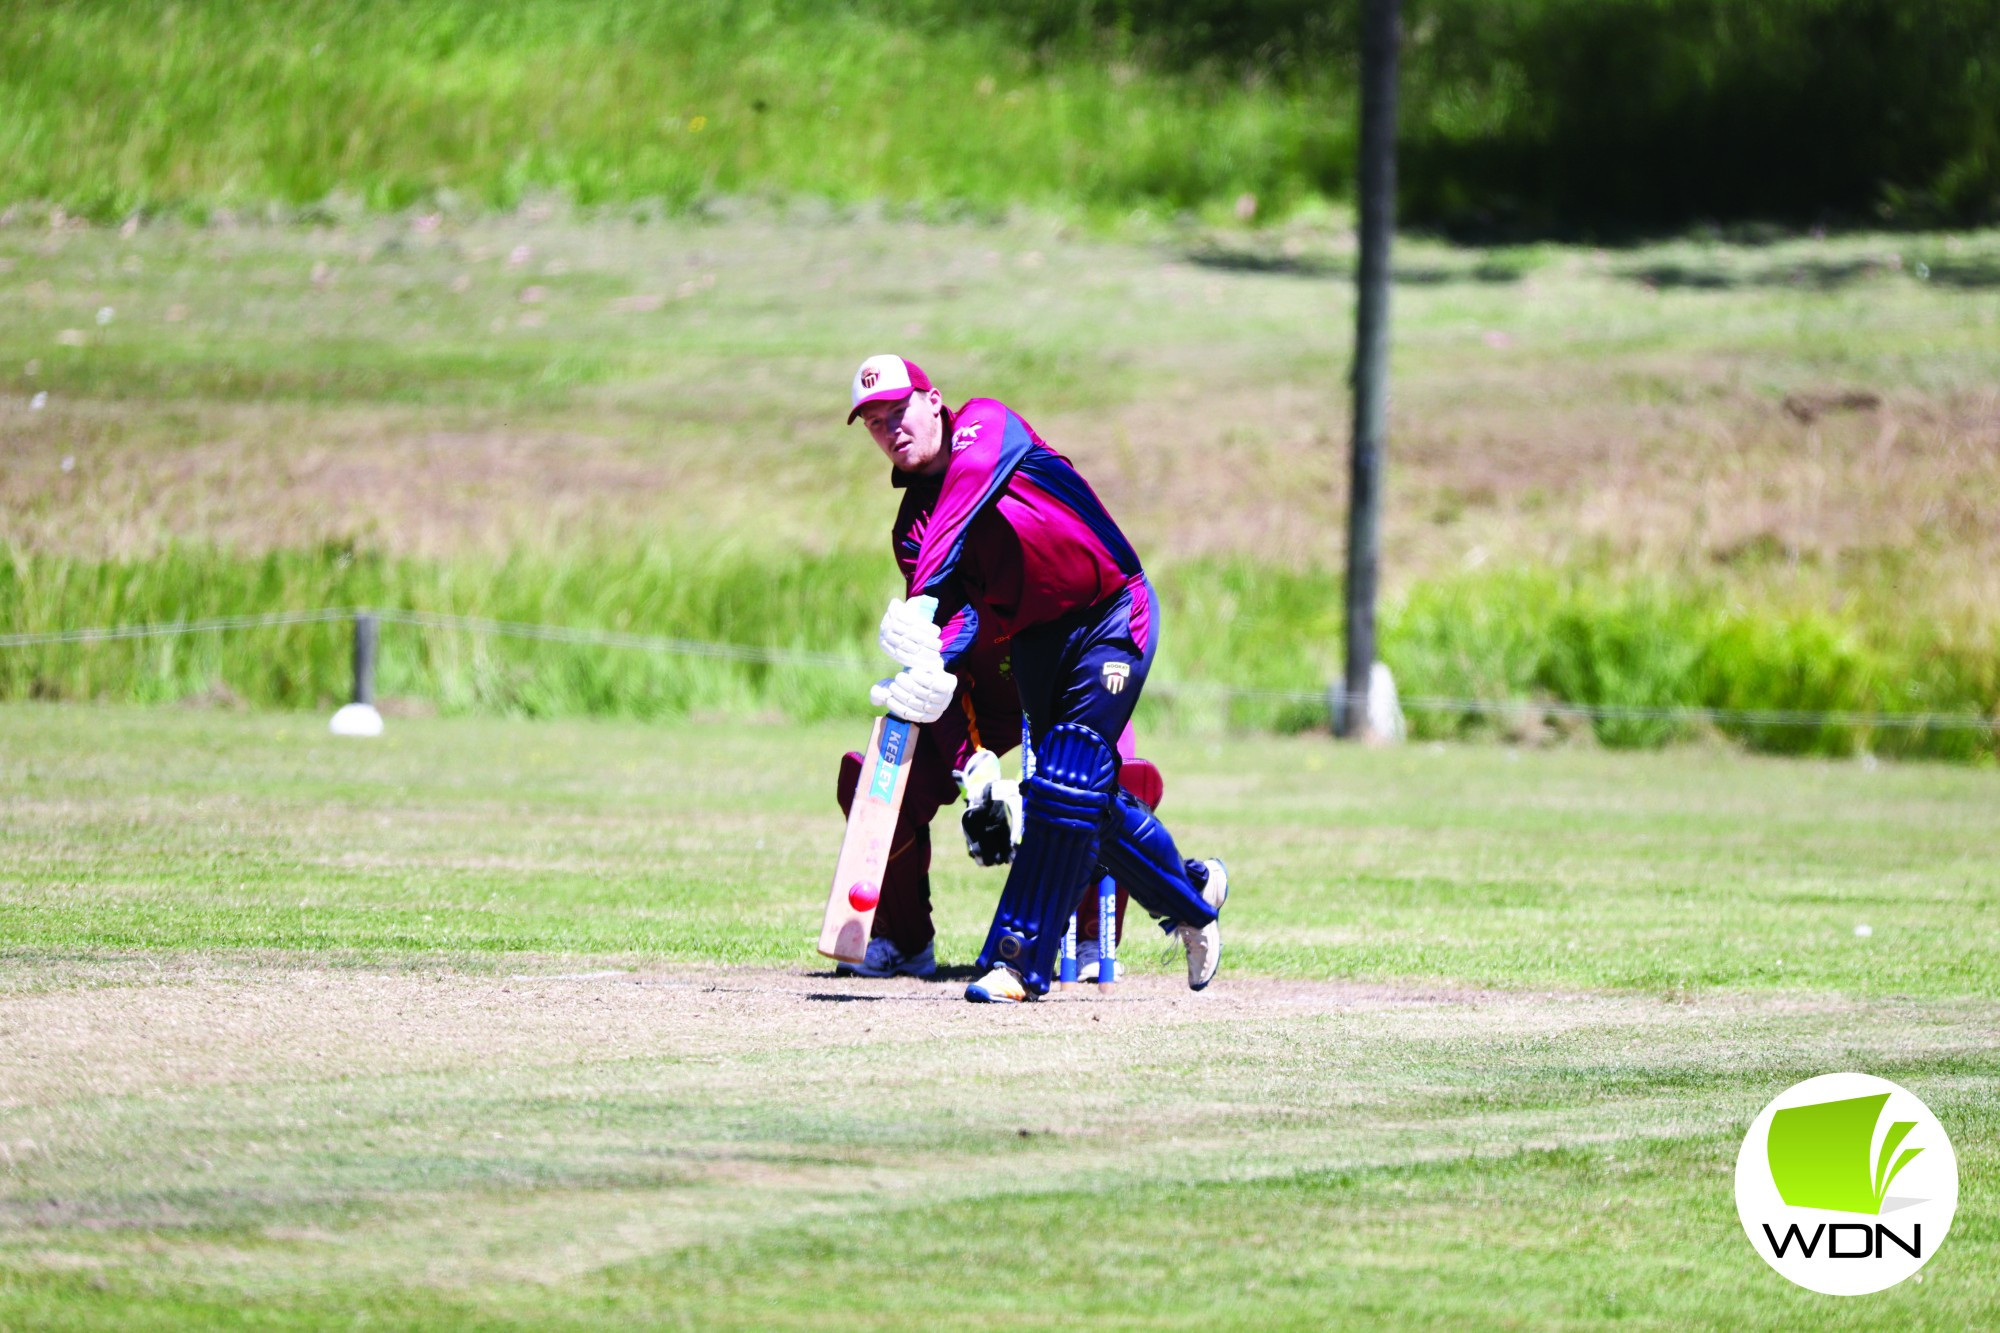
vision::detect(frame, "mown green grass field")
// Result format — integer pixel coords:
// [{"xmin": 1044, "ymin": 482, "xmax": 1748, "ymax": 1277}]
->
[
  {"xmin": 2, "ymin": 704, "xmax": 1996, "ymax": 1328},
  {"xmin": 6, "ymin": 3, "xmax": 1998, "ymax": 1326}
]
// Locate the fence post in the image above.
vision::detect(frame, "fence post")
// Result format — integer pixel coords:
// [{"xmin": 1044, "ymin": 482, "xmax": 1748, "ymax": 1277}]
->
[
  {"xmin": 352, "ymin": 613, "xmax": 378, "ymax": 706},
  {"xmin": 329, "ymin": 611, "xmax": 384, "ymax": 737}
]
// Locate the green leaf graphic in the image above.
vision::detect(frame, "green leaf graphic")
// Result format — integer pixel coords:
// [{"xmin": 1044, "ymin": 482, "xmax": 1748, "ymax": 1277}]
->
[
  {"xmin": 1873, "ymin": 1119, "xmax": 1918, "ymax": 1207},
  {"xmin": 1767, "ymin": 1093, "xmax": 1920, "ymax": 1215},
  {"xmin": 1879, "ymin": 1145, "xmax": 1924, "ymax": 1208}
]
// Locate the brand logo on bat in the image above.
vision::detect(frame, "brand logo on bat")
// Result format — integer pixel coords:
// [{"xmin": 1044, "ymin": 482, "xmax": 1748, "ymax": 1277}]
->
[
  {"xmin": 861, "ymin": 368, "xmax": 880, "ymax": 389},
  {"xmin": 1735, "ymin": 1073, "xmax": 1957, "ymax": 1296},
  {"xmin": 868, "ymin": 719, "xmax": 912, "ymax": 802},
  {"xmin": 1101, "ymin": 662, "xmax": 1130, "ymax": 694}
]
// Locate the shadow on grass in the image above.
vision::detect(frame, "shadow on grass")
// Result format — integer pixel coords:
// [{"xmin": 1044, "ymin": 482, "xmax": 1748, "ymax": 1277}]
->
[
  {"xmin": 802, "ymin": 963, "xmax": 985, "ymax": 996},
  {"xmin": 1183, "ymin": 246, "xmax": 1530, "ymax": 285},
  {"xmin": 1623, "ymin": 255, "xmax": 2000, "ymax": 291}
]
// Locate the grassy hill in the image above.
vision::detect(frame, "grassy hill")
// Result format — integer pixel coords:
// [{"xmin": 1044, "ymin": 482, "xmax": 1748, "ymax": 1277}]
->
[
  {"xmin": 4, "ymin": 213, "xmax": 1997, "ymax": 756},
  {"xmin": 6, "ymin": 0, "xmax": 1995, "ymax": 229},
  {"xmin": 2, "ymin": 0, "xmax": 1348, "ymax": 224}
]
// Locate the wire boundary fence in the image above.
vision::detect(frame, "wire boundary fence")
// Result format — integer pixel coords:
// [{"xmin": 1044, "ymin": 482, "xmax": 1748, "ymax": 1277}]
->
[{"xmin": 2, "ymin": 606, "xmax": 1996, "ymax": 734}]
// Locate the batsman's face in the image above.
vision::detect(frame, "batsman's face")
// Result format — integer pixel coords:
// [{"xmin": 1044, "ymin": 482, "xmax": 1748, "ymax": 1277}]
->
[{"xmin": 859, "ymin": 389, "xmax": 948, "ymax": 474}]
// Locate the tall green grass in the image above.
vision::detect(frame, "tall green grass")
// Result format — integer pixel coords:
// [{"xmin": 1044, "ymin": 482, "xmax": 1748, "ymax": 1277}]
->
[
  {"xmin": 5, "ymin": 0, "xmax": 1994, "ymax": 229},
  {"xmin": 1387, "ymin": 571, "xmax": 2000, "ymax": 760},
  {"xmin": 0, "ymin": 543, "xmax": 891, "ymax": 722},
  {"xmin": 0, "ymin": 0, "xmax": 1351, "ymax": 223},
  {"xmin": 4, "ymin": 545, "xmax": 1994, "ymax": 760}
]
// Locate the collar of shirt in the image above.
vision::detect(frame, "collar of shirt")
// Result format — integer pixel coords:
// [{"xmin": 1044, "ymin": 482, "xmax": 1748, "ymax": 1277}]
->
[{"xmin": 890, "ymin": 467, "xmax": 944, "ymax": 492}]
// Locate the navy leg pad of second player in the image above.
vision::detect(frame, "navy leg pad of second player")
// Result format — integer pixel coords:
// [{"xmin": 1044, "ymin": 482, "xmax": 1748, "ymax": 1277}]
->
[
  {"xmin": 975, "ymin": 723, "xmax": 1117, "ymax": 994},
  {"xmin": 1098, "ymin": 790, "xmax": 1215, "ymax": 929}
]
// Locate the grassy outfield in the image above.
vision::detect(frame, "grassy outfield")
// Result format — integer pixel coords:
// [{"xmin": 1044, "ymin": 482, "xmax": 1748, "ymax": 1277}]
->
[
  {"xmin": 2, "ymin": 705, "xmax": 1997, "ymax": 1328},
  {"xmin": 4, "ymin": 705, "xmax": 1998, "ymax": 989}
]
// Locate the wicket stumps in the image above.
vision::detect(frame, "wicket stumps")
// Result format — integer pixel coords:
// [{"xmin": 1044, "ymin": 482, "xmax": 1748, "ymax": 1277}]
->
[{"xmin": 1057, "ymin": 873, "xmax": 1118, "ymax": 993}]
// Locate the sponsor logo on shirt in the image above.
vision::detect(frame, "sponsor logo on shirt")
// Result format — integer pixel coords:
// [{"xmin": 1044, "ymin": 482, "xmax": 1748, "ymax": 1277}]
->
[
  {"xmin": 951, "ymin": 422, "xmax": 983, "ymax": 452},
  {"xmin": 1101, "ymin": 662, "xmax": 1130, "ymax": 694}
]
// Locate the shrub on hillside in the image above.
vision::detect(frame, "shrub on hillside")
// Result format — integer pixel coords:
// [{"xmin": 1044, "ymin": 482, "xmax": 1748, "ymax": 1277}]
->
[
  {"xmin": 945, "ymin": 0, "xmax": 2000, "ymax": 229},
  {"xmin": 1400, "ymin": 0, "xmax": 2000, "ymax": 232}
]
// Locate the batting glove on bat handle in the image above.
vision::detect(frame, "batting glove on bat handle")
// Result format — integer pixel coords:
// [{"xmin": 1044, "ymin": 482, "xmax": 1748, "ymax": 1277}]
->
[
  {"xmin": 868, "ymin": 657, "xmax": 955, "ymax": 724},
  {"xmin": 877, "ymin": 595, "xmax": 943, "ymax": 669}
]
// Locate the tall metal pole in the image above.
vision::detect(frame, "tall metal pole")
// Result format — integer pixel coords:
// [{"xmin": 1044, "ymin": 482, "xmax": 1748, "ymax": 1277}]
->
[{"xmin": 1341, "ymin": 0, "xmax": 1400, "ymax": 738}]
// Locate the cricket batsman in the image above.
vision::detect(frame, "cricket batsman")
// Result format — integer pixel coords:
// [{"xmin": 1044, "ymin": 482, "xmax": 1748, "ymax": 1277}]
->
[{"xmin": 849, "ymin": 354, "xmax": 1229, "ymax": 1003}]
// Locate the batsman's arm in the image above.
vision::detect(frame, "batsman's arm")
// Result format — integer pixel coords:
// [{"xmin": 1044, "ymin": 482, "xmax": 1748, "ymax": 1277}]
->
[
  {"xmin": 932, "ymin": 596, "xmax": 979, "ymax": 669},
  {"xmin": 906, "ymin": 399, "xmax": 1029, "ymax": 615}
]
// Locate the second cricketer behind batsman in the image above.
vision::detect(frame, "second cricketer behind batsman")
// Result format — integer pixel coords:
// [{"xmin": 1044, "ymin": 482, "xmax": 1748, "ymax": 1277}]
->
[{"xmin": 850, "ymin": 353, "xmax": 1229, "ymax": 1004}]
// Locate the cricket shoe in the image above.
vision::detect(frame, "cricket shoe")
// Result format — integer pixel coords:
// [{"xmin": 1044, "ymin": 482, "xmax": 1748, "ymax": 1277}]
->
[
  {"xmin": 1073, "ymin": 938, "xmax": 1107, "ymax": 984},
  {"xmin": 1176, "ymin": 859, "xmax": 1230, "ymax": 991},
  {"xmin": 836, "ymin": 937, "xmax": 937, "ymax": 980},
  {"xmin": 965, "ymin": 963, "xmax": 1030, "ymax": 1004}
]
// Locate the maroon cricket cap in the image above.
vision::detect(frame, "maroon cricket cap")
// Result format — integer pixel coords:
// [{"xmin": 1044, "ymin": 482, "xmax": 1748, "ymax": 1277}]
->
[{"xmin": 847, "ymin": 353, "xmax": 935, "ymax": 422}]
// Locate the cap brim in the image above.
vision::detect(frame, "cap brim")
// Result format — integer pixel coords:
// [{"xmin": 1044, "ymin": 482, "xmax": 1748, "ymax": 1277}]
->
[{"xmin": 847, "ymin": 388, "xmax": 914, "ymax": 423}]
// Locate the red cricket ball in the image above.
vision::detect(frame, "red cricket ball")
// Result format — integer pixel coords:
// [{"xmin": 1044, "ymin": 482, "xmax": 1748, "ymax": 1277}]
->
[{"xmin": 847, "ymin": 881, "xmax": 880, "ymax": 912}]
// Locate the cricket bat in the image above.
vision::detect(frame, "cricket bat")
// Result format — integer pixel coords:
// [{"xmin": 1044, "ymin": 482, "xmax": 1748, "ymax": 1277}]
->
[
  {"xmin": 818, "ymin": 594, "xmax": 937, "ymax": 965},
  {"xmin": 817, "ymin": 712, "xmax": 919, "ymax": 964}
]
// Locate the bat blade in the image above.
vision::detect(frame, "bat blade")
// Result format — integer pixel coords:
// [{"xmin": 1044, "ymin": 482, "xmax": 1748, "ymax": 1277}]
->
[{"xmin": 817, "ymin": 714, "xmax": 918, "ymax": 964}]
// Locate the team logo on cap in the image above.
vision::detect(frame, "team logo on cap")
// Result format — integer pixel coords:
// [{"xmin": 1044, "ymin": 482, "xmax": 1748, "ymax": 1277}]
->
[
  {"xmin": 1102, "ymin": 662, "xmax": 1130, "ymax": 694},
  {"xmin": 861, "ymin": 368, "xmax": 880, "ymax": 390}
]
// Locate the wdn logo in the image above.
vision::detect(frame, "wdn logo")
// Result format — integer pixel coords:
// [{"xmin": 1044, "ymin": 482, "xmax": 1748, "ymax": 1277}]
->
[
  {"xmin": 1764, "ymin": 1220, "xmax": 1920, "ymax": 1261},
  {"xmin": 1736, "ymin": 1073, "xmax": 1958, "ymax": 1295}
]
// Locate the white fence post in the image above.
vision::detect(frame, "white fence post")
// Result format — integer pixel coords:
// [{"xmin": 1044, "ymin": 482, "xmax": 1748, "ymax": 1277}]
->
[{"xmin": 329, "ymin": 612, "xmax": 384, "ymax": 737}]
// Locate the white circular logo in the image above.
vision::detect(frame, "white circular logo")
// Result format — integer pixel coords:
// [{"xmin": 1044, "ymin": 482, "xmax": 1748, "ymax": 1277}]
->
[{"xmin": 1736, "ymin": 1072, "xmax": 1957, "ymax": 1296}]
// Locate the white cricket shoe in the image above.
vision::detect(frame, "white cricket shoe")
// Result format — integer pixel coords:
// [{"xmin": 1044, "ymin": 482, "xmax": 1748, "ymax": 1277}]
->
[
  {"xmin": 965, "ymin": 963, "xmax": 1030, "ymax": 1004},
  {"xmin": 1176, "ymin": 859, "xmax": 1229, "ymax": 991},
  {"xmin": 836, "ymin": 937, "xmax": 937, "ymax": 980}
]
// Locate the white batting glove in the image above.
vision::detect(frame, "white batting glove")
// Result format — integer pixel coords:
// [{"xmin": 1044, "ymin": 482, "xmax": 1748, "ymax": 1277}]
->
[
  {"xmin": 877, "ymin": 596, "xmax": 943, "ymax": 669},
  {"xmin": 957, "ymin": 748, "xmax": 1003, "ymax": 804},
  {"xmin": 869, "ymin": 658, "xmax": 956, "ymax": 724}
]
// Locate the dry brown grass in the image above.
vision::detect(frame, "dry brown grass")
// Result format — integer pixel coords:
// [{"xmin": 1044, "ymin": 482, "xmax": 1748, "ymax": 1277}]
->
[
  {"xmin": 0, "ymin": 959, "xmax": 1485, "ymax": 1110},
  {"xmin": 5, "ymin": 216, "xmax": 1999, "ymax": 627}
]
